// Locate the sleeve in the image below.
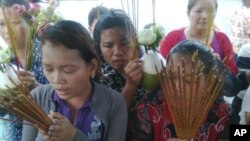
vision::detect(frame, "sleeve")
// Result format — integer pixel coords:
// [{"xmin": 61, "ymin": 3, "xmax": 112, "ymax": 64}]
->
[
  {"xmin": 159, "ymin": 30, "xmax": 181, "ymax": 59},
  {"xmin": 21, "ymin": 124, "xmax": 38, "ymax": 141},
  {"xmin": 203, "ymin": 100, "xmax": 230, "ymax": 140},
  {"xmin": 127, "ymin": 103, "xmax": 154, "ymax": 141},
  {"xmin": 220, "ymin": 33, "xmax": 238, "ymax": 76},
  {"xmin": 241, "ymin": 87, "xmax": 250, "ymax": 112},
  {"xmin": 105, "ymin": 93, "xmax": 128, "ymax": 141}
]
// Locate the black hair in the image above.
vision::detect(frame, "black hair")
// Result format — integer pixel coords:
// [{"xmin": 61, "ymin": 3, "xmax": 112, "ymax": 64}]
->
[
  {"xmin": 0, "ymin": 0, "xmax": 29, "ymax": 9},
  {"xmin": 93, "ymin": 9, "xmax": 137, "ymax": 61},
  {"xmin": 169, "ymin": 40, "xmax": 241, "ymax": 97},
  {"xmin": 41, "ymin": 20, "xmax": 101, "ymax": 81},
  {"xmin": 187, "ymin": 0, "xmax": 218, "ymax": 12},
  {"xmin": 88, "ymin": 5, "xmax": 109, "ymax": 27}
]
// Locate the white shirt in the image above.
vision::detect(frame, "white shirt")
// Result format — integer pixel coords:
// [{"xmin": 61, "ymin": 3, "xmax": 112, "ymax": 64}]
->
[{"xmin": 239, "ymin": 87, "xmax": 250, "ymax": 124}]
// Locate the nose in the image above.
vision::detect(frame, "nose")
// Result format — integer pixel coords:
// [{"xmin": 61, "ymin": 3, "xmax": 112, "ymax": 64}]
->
[
  {"xmin": 113, "ymin": 45, "xmax": 123, "ymax": 56},
  {"xmin": 201, "ymin": 11, "xmax": 208, "ymax": 19},
  {"xmin": 51, "ymin": 71, "xmax": 66, "ymax": 84}
]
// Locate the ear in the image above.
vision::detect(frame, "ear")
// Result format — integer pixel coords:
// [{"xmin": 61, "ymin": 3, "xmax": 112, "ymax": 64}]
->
[{"xmin": 88, "ymin": 58, "xmax": 98, "ymax": 78}]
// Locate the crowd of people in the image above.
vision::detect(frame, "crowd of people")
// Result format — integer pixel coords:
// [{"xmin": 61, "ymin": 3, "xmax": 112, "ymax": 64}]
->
[{"xmin": 0, "ymin": 0, "xmax": 250, "ymax": 141}]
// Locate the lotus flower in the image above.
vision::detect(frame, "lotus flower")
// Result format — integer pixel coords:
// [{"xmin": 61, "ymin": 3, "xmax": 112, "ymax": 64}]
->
[
  {"xmin": 139, "ymin": 24, "xmax": 166, "ymax": 91},
  {"xmin": 138, "ymin": 29, "xmax": 157, "ymax": 46}
]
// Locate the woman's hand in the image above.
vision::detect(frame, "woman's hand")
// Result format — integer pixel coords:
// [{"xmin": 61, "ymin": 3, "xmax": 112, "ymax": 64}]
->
[
  {"xmin": 124, "ymin": 59, "xmax": 143, "ymax": 87},
  {"xmin": 18, "ymin": 70, "xmax": 39, "ymax": 90},
  {"xmin": 41, "ymin": 112, "xmax": 77, "ymax": 141}
]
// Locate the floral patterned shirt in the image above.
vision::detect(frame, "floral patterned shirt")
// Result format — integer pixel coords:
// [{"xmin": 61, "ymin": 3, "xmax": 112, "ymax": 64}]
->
[
  {"xmin": 127, "ymin": 90, "xmax": 231, "ymax": 141},
  {"xmin": 99, "ymin": 62, "xmax": 145, "ymax": 108},
  {"xmin": 231, "ymin": 6, "xmax": 250, "ymax": 49},
  {"xmin": 0, "ymin": 39, "xmax": 48, "ymax": 141}
]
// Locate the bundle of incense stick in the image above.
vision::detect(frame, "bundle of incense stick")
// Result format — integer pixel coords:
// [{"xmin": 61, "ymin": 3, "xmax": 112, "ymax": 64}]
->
[
  {"xmin": 156, "ymin": 51, "xmax": 225, "ymax": 139},
  {"xmin": 0, "ymin": 63, "xmax": 52, "ymax": 131},
  {"xmin": 120, "ymin": 0, "xmax": 139, "ymax": 59}
]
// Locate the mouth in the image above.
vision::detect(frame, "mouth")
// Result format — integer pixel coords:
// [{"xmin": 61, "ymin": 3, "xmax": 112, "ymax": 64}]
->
[
  {"xmin": 112, "ymin": 59, "xmax": 126, "ymax": 67},
  {"xmin": 55, "ymin": 89, "xmax": 69, "ymax": 96}
]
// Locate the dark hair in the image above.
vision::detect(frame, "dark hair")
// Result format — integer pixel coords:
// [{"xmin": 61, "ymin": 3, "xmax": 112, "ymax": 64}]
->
[
  {"xmin": 41, "ymin": 20, "xmax": 101, "ymax": 81},
  {"xmin": 187, "ymin": 0, "xmax": 218, "ymax": 12},
  {"xmin": 169, "ymin": 40, "xmax": 216, "ymax": 75},
  {"xmin": 0, "ymin": 0, "xmax": 29, "ymax": 9},
  {"xmin": 243, "ymin": 0, "xmax": 250, "ymax": 7},
  {"xmin": 88, "ymin": 5, "xmax": 109, "ymax": 27},
  {"xmin": 93, "ymin": 9, "xmax": 137, "ymax": 60},
  {"xmin": 169, "ymin": 40, "xmax": 241, "ymax": 97}
]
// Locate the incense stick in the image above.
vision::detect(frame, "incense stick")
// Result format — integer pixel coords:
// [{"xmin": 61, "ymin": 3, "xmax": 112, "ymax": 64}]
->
[{"xmin": 157, "ymin": 51, "xmax": 225, "ymax": 139}]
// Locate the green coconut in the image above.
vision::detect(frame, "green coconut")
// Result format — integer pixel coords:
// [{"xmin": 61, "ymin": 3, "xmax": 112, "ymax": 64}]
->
[{"xmin": 141, "ymin": 51, "xmax": 166, "ymax": 91}]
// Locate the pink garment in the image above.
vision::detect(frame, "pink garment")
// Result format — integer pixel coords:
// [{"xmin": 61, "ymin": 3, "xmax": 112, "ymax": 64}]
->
[{"xmin": 159, "ymin": 27, "xmax": 238, "ymax": 76}]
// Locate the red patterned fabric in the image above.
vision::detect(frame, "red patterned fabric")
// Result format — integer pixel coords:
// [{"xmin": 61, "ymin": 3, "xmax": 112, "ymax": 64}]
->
[{"xmin": 127, "ymin": 91, "xmax": 230, "ymax": 141}]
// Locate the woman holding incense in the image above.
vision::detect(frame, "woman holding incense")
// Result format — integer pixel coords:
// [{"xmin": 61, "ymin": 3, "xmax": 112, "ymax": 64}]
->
[
  {"xmin": 159, "ymin": 0, "xmax": 237, "ymax": 76},
  {"xmin": 21, "ymin": 20, "xmax": 127, "ymax": 141},
  {"xmin": 0, "ymin": 0, "xmax": 48, "ymax": 90},
  {"xmin": 0, "ymin": 0, "xmax": 49, "ymax": 141},
  {"xmin": 93, "ymin": 9, "xmax": 145, "ymax": 109},
  {"xmin": 127, "ymin": 40, "xmax": 231, "ymax": 141}
]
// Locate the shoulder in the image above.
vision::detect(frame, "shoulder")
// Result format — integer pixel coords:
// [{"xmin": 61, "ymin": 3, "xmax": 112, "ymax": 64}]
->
[
  {"xmin": 92, "ymin": 82, "xmax": 124, "ymax": 105},
  {"xmin": 30, "ymin": 84, "xmax": 54, "ymax": 109},
  {"xmin": 31, "ymin": 84, "xmax": 54, "ymax": 97},
  {"xmin": 214, "ymin": 31, "xmax": 230, "ymax": 40},
  {"xmin": 165, "ymin": 27, "xmax": 185, "ymax": 38},
  {"xmin": 161, "ymin": 27, "xmax": 185, "ymax": 46}
]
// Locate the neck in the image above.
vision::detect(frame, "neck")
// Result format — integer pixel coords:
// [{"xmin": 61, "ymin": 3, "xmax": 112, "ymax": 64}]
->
[
  {"xmin": 185, "ymin": 27, "xmax": 213, "ymax": 45},
  {"xmin": 66, "ymin": 82, "xmax": 92, "ymax": 109},
  {"xmin": 189, "ymin": 27, "xmax": 205, "ymax": 38}
]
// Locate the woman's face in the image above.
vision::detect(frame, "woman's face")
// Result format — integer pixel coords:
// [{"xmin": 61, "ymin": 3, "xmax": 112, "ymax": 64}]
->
[
  {"xmin": 187, "ymin": 0, "xmax": 216, "ymax": 31},
  {"xmin": 42, "ymin": 41, "xmax": 97, "ymax": 100},
  {"xmin": 0, "ymin": 7, "xmax": 28, "ymax": 49},
  {"xmin": 168, "ymin": 53, "xmax": 206, "ymax": 95},
  {"xmin": 100, "ymin": 27, "xmax": 135, "ymax": 72}
]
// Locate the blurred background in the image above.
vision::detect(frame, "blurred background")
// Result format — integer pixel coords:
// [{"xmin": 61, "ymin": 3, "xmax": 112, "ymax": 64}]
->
[{"xmin": 52, "ymin": 0, "xmax": 241, "ymax": 38}]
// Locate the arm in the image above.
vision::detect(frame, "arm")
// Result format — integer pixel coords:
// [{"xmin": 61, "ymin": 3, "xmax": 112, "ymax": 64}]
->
[
  {"xmin": 241, "ymin": 87, "xmax": 250, "ymax": 124},
  {"xmin": 220, "ymin": 33, "xmax": 238, "ymax": 76},
  {"xmin": 245, "ymin": 112, "xmax": 250, "ymax": 124},
  {"xmin": 106, "ymin": 93, "xmax": 128, "ymax": 141}
]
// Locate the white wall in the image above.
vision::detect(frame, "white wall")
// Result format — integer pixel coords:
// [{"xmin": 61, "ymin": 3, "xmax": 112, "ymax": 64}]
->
[{"xmin": 56, "ymin": 0, "xmax": 242, "ymax": 36}]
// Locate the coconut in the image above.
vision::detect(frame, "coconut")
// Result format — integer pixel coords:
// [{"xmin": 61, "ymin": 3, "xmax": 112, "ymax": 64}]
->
[{"xmin": 141, "ymin": 50, "xmax": 166, "ymax": 91}]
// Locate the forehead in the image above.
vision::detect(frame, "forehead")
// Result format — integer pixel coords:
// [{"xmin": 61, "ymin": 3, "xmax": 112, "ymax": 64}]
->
[
  {"xmin": 100, "ymin": 27, "xmax": 130, "ymax": 40},
  {"xmin": 191, "ymin": 0, "xmax": 216, "ymax": 9},
  {"xmin": 42, "ymin": 41, "xmax": 83, "ymax": 63}
]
